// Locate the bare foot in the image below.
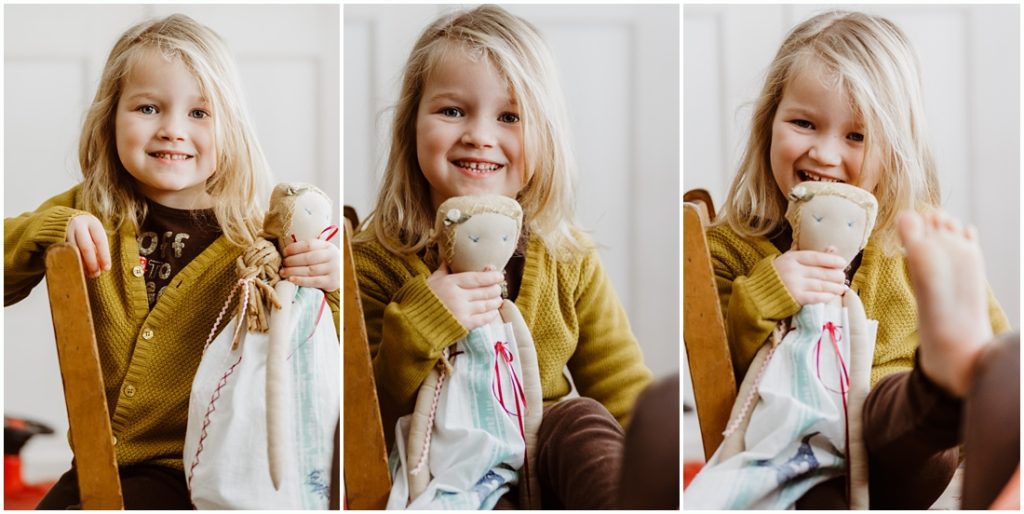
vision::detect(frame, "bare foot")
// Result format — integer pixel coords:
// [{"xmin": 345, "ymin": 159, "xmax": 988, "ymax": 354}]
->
[{"xmin": 898, "ymin": 211, "xmax": 993, "ymax": 398}]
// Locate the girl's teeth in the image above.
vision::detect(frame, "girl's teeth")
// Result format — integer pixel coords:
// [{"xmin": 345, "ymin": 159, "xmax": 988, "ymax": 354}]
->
[
  {"xmin": 456, "ymin": 161, "xmax": 500, "ymax": 171},
  {"xmin": 800, "ymin": 171, "xmax": 840, "ymax": 183},
  {"xmin": 153, "ymin": 153, "xmax": 190, "ymax": 160}
]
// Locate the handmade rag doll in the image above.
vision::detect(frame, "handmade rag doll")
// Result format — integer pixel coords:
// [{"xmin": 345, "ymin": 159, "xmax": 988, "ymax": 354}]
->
[
  {"xmin": 686, "ymin": 181, "xmax": 878, "ymax": 509},
  {"xmin": 386, "ymin": 195, "xmax": 543, "ymax": 510},
  {"xmin": 184, "ymin": 183, "xmax": 340, "ymax": 509}
]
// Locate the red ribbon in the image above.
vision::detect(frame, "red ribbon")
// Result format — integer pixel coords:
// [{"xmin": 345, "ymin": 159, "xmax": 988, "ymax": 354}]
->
[
  {"xmin": 492, "ymin": 340, "xmax": 530, "ymax": 495},
  {"xmin": 815, "ymin": 320, "xmax": 852, "ymax": 484}
]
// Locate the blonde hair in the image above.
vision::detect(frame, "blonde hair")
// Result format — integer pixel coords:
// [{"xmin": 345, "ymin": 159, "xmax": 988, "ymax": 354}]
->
[
  {"xmin": 78, "ymin": 13, "xmax": 271, "ymax": 246},
  {"xmin": 432, "ymin": 194, "xmax": 523, "ymax": 264},
  {"xmin": 359, "ymin": 4, "xmax": 588, "ymax": 259},
  {"xmin": 718, "ymin": 10, "xmax": 940, "ymax": 253}
]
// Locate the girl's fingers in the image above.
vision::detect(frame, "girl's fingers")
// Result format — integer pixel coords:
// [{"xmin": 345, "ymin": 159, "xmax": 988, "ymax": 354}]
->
[
  {"xmin": 282, "ymin": 262, "xmax": 334, "ymax": 277},
  {"xmin": 807, "ymin": 266, "xmax": 846, "ymax": 285},
  {"xmin": 72, "ymin": 227, "xmax": 100, "ymax": 277},
  {"xmin": 466, "ymin": 284, "xmax": 503, "ymax": 301},
  {"xmin": 452, "ymin": 271, "xmax": 505, "ymax": 288},
  {"xmin": 468, "ymin": 297, "xmax": 504, "ymax": 314},
  {"xmin": 89, "ymin": 223, "xmax": 111, "ymax": 272},
  {"xmin": 282, "ymin": 247, "xmax": 334, "ymax": 267},
  {"xmin": 792, "ymin": 250, "xmax": 847, "ymax": 269}
]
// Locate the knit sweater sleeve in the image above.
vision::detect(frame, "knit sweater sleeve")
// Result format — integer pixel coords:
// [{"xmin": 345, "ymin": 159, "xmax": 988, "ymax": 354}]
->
[
  {"xmin": 566, "ymin": 249, "xmax": 653, "ymax": 429},
  {"xmin": 706, "ymin": 225, "xmax": 801, "ymax": 381},
  {"xmin": 4, "ymin": 186, "xmax": 89, "ymax": 306},
  {"xmin": 352, "ymin": 238, "xmax": 467, "ymax": 444}
]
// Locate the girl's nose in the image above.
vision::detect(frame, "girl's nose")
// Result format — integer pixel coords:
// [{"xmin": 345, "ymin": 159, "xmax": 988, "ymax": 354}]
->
[
  {"xmin": 157, "ymin": 118, "xmax": 187, "ymax": 142},
  {"xmin": 460, "ymin": 119, "xmax": 496, "ymax": 148},
  {"xmin": 808, "ymin": 136, "xmax": 841, "ymax": 166}
]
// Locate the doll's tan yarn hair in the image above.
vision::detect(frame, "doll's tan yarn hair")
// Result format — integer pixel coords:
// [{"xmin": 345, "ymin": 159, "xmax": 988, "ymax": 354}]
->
[
  {"xmin": 432, "ymin": 195, "xmax": 523, "ymax": 265},
  {"xmin": 785, "ymin": 181, "xmax": 878, "ymax": 252}
]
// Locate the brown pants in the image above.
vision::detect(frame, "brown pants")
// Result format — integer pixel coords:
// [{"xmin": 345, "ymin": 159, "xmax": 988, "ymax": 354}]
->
[
  {"xmin": 498, "ymin": 375, "xmax": 680, "ymax": 510},
  {"xmin": 798, "ymin": 332, "xmax": 1020, "ymax": 509},
  {"xmin": 36, "ymin": 464, "xmax": 192, "ymax": 510}
]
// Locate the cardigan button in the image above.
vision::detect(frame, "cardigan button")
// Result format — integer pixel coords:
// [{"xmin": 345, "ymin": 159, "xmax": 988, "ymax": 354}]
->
[
  {"xmin": 142, "ymin": 328, "xmax": 154, "ymax": 340},
  {"xmin": 132, "ymin": 265, "xmax": 144, "ymax": 277},
  {"xmin": 123, "ymin": 384, "xmax": 136, "ymax": 398},
  {"xmin": 112, "ymin": 435, "xmax": 118, "ymax": 445}
]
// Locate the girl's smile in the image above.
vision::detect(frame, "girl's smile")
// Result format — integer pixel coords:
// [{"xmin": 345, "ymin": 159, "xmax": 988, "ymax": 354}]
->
[
  {"xmin": 770, "ymin": 62, "xmax": 880, "ymax": 197},
  {"xmin": 115, "ymin": 51, "xmax": 216, "ymax": 209},
  {"xmin": 416, "ymin": 46, "xmax": 525, "ymax": 210}
]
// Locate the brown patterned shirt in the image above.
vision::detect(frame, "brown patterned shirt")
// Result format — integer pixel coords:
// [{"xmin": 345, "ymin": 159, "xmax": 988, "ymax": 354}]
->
[{"xmin": 138, "ymin": 201, "xmax": 222, "ymax": 309}]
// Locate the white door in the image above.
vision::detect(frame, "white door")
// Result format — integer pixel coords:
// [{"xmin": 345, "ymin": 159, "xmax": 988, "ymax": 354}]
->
[
  {"xmin": 4, "ymin": 4, "xmax": 339, "ymax": 480},
  {"xmin": 344, "ymin": 4, "xmax": 680, "ymax": 380}
]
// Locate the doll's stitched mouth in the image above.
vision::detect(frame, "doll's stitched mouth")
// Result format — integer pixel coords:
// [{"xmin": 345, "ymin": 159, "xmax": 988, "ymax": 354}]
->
[{"xmin": 799, "ymin": 170, "xmax": 843, "ymax": 183}]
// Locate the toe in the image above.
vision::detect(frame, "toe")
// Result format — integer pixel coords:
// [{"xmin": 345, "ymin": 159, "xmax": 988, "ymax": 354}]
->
[{"xmin": 898, "ymin": 211, "xmax": 925, "ymax": 247}]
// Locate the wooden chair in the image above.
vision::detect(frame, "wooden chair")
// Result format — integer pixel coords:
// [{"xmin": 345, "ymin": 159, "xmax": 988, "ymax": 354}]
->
[
  {"xmin": 43, "ymin": 241, "xmax": 344, "ymax": 509},
  {"xmin": 342, "ymin": 213, "xmax": 391, "ymax": 509},
  {"xmin": 682, "ymin": 189, "xmax": 736, "ymax": 460},
  {"xmin": 44, "ymin": 243, "xmax": 124, "ymax": 509}
]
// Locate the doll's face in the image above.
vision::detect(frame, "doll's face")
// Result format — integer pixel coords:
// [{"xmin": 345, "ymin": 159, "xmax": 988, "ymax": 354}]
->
[
  {"xmin": 287, "ymin": 191, "xmax": 332, "ymax": 242},
  {"xmin": 449, "ymin": 212, "xmax": 519, "ymax": 273},
  {"xmin": 795, "ymin": 195, "xmax": 867, "ymax": 263}
]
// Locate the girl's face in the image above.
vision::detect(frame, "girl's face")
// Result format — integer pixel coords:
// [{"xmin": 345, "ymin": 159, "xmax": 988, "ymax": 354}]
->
[
  {"xmin": 416, "ymin": 48, "xmax": 525, "ymax": 211},
  {"xmin": 115, "ymin": 52, "xmax": 216, "ymax": 209},
  {"xmin": 770, "ymin": 63, "xmax": 880, "ymax": 199}
]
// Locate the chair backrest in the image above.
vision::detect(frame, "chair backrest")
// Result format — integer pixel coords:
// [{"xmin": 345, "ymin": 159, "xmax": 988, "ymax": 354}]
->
[
  {"xmin": 682, "ymin": 190, "xmax": 736, "ymax": 460},
  {"xmin": 342, "ymin": 216, "xmax": 391, "ymax": 509},
  {"xmin": 44, "ymin": 243, "xmax": 124, "ymax": 509}
]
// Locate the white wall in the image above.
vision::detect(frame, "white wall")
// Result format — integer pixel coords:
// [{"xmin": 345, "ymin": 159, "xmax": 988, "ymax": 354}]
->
[
  {"xmin": 3, "ymin": 4, "xmax": 339, "ymax": 480},
  {"xmin": 683, "ymin": 4, "xmax": 1019, "ymax": 460},
  {"xmin": 344, "ymin": 4, "xmax": 680, "ymax": 381}
]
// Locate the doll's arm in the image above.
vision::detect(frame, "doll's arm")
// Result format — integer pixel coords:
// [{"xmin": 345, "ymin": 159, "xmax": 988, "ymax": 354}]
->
[
  {"xmin": 352, "ymin": 242, "xmax": 467, "ymax": 446},
  {"xmin": 707, "ymin": 227, "xmax": 800, "ymax": 381},
  {"xmin": 567, "ymin": 251, "xmax": 652, "ymax": 429},
  {"xmin": 5, "ymin": 187, "xmax": 87, "ymax": 306}
]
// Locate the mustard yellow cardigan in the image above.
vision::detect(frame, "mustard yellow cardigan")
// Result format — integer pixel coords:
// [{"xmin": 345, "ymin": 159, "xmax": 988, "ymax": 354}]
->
[
  {"xmin": 353, "ymin": 230, "xmax": 652, "ymax": 443},
  {"xmin": 4, "ymin": 186, "xmax": 340, "ymax": 471},
  {"xmin": 706, "ymin": 223, "xmax": 1010, "ymax": 386}
]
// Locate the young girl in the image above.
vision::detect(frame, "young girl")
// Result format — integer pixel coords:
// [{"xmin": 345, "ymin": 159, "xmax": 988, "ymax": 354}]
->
[
  {"xmin": 708, "ymin": 11, "xmax": 1010, "ymax": 508},
  {"xmin": 4, "ymin": 14, "xmax": 339, "ymax": 508},
  {"xmin": 352, "ymin": 5, "xmax": 652, "ymax": 509}
]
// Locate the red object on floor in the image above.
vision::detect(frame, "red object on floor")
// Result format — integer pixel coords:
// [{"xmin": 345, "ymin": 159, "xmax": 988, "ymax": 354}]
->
[
  {"xmin": 683, "ymin": 460, "xmax": 704, "ymax": 490},
  {"xmin": 4, "ymin": 455, "xmax": 55, "ymax": 509}
]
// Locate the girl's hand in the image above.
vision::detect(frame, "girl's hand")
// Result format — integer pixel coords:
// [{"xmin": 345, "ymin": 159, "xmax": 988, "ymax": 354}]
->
[
  {"xmin": 427, "ymin": 262, "xmax": 504, "ymax": 331},
  {"xmin": 280, "ymin": 239, "xmax": 340, "ymax": 292},
  {"xmin": 66, "ymin": 214, "xmax": 111, "ymax": 279},
  {"xmin": 773, "ymin": 249, "xmax": 848, "ymax": 305}
]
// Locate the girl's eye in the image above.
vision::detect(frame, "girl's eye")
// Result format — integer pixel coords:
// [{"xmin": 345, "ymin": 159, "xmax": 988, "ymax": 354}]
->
[
  {"xmin": 138, "ymin": 105, "xmax": 158, "ymax": 115},
  {"xmin": 190, "ymin": 109, "xmax": 210, "ymax": 119},
  {"xmin": 498, "ymin": 112, "xmax": 520, "ymax": 124},
  {"xmin": 440, "ymin": 107, "xmax": 464, "ymax": 118},
  {"xmin": 848, "ymin": 132, "xmax": 864, "ymax": 142},
  {"xmin": 792, "ymin": 119, "xmax": 814, "ymax": 129}
]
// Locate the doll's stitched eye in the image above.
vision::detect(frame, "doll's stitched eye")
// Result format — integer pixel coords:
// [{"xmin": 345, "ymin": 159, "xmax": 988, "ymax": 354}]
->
[
  {"xmin": 813, "ymin": 215, "xmax": 823, "ymax": 223},
  {"xmin": 847, "ymin": 221, "xmax": 855, "ymax": 228},
  {"xmin": 304, "ymin": 208, "xmax": 313, "ymax": 215},
  {"xmin": 501, "ymin": 234, "xmax": 509, "ymax": 242},
  {"xmin": 469, "ymin": 235, "xmax": 480, "ymax": 243}
]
